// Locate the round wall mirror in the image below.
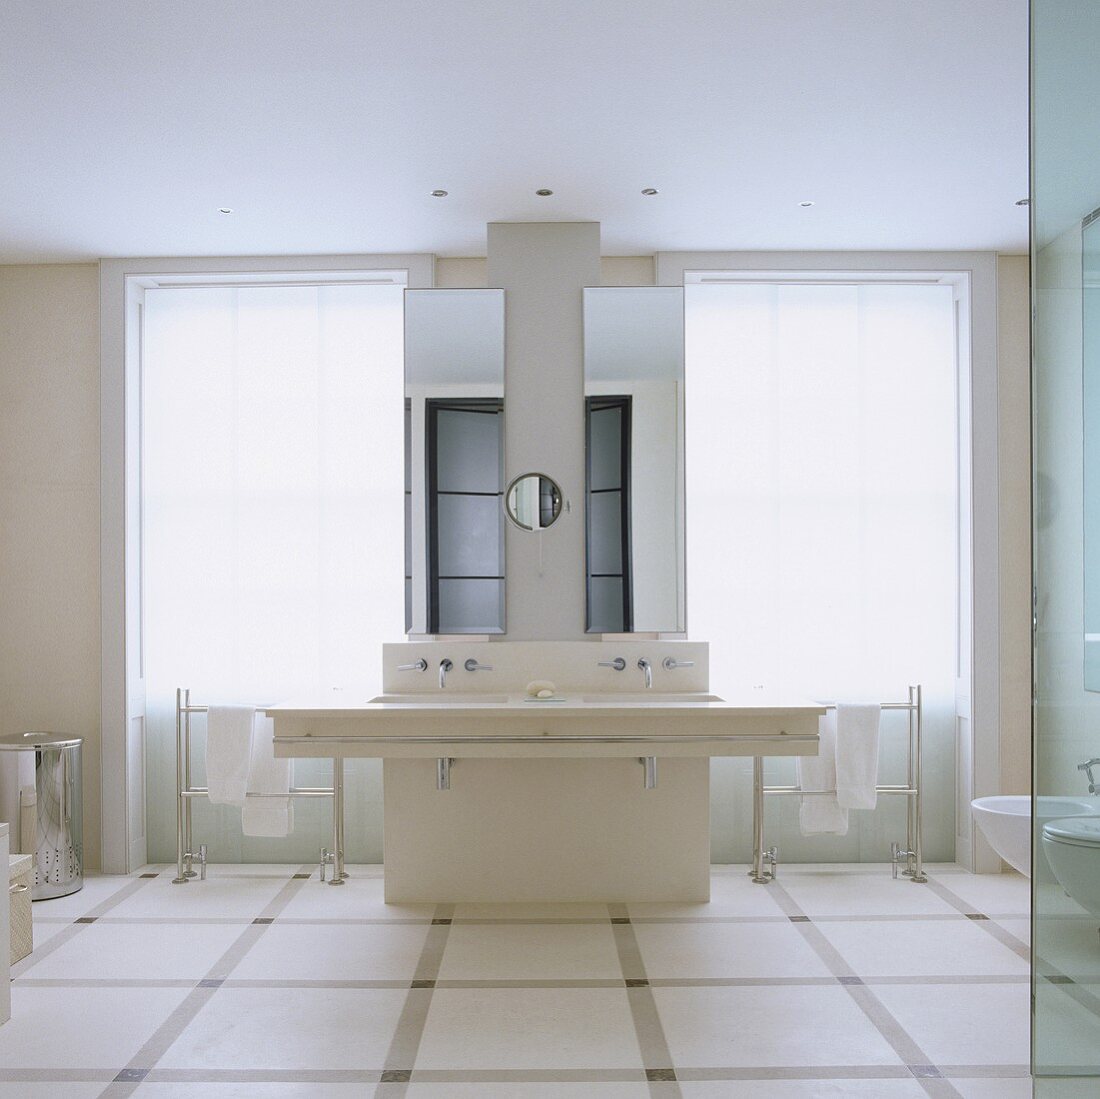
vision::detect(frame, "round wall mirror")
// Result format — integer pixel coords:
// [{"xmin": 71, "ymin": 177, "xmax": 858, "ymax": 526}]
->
[{"xmin": 505, "ymin": 473, "xmax": 563, "ymax": 531}]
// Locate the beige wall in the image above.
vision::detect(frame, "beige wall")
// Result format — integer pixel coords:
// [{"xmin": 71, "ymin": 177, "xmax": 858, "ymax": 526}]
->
[
  {"xmin": 997, "ymin": 254, "xmax": 1032, "ymax": 796},
  {"xmin": 0, "ymin": 264, "xmax": 101, "ymax": 868},
  {"xmin": 0, "ymin": 250, "xmax": 1033, "ymax": 868},
  {"xmin": 435, "ymin": 256, "xmax": 656, "ymax": 289}
]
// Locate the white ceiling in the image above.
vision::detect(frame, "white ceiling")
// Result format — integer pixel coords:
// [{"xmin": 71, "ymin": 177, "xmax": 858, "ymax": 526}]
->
[{"xmin": 0, "ymin": 1, "xmax": 1029, "ymax": 264}]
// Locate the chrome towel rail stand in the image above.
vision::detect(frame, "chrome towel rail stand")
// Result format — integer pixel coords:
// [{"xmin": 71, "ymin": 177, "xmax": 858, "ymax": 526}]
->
[
  {"xmin": 173, "ymin": 687, "xmax": 346, "ymax": 886},
  {"xmin": 750, "ymin": 684, "xmax": 925, "ymax": 885}
]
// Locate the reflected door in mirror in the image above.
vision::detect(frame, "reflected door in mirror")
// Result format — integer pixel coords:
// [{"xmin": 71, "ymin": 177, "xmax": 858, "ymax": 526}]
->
[
  {"xmin": 586, "ymin": 397, "xmax": 632, "ymax": 632},
  {"xmin": 428, "ymin": 400, "xmax": 504, "ymax": 633}
]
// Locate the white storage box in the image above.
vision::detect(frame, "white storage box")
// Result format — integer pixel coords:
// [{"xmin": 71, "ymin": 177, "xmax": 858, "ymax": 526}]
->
[{"xmin": 9, "ymin": 853, "xmax": 32, "ymax": 964}]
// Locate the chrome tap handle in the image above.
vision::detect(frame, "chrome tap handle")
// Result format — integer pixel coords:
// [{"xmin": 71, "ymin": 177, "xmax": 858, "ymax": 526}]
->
[
  {"xmin": 598, "ymin": 657, "xmax": 626, "ymax": 671},
  {"xmin": 464, "ymin": 658, "xmax": 493, "ymax": 672},
  {"xmin": 661, "ymin": 657, "xmax": 695, "ymax": 670},
  {"xmin": 1078, "ymin": 757, "xmax": 1100, "ymax": 794},
  {"xmin": 638, "ymin": 658, "xmax": 652, "ymax": 688},
  {"xmin": 398, "ymin": 659, "xmax": 428, "ymax": 672},
  {"xmin": 438, "ymin": 658, "xmax": 453, "ymax": 689}
]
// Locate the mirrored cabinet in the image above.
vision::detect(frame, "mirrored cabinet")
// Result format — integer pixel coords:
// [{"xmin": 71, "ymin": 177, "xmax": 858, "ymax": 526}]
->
[
  {"xmin": 404, "ymin": 289, "xmax": 506, "ymax": 634},
  {"xmin": 583, "ymin": 287, "xmax": 685, "ymax": 633}
]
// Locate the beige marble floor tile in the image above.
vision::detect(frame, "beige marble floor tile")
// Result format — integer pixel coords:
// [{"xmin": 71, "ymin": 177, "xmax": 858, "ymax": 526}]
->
[
  {"xmin": 158, "ymin": 987, "xmax": 408, "ymax": 1070},
  {"xmin": 653, "ymin": 985, "xmax": 904, "ymax": 1068},
  {"xmin": 871, "ymin": 982, "xmax": 1032, "ymax": 1065},
  {"xmin": 416, "ymin": 988, "xmax": 643, "ymax": 1070},
  {"xmin": 817, "ymin": 918, "xmax": 1028, "ymax": 977},
  {"xmin": 439, "ymin": 922, "xmax": 622, "ymax": 980},
  {"xmin": 0, "ymin": 986, "xmax": 192, "ymax": 1069},
  {"xmin": 633, "ymin": 920, "xmax": 834, "ymax": 979},
  {"xmin": 228, "ymin": 920, "xmax": 431, "ymax": 981}
]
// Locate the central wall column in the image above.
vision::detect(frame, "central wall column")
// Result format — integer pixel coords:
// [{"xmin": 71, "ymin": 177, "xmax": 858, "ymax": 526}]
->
[{"xmin": 488, "ymin": 222, "xmax": 600, "ymax": 640}]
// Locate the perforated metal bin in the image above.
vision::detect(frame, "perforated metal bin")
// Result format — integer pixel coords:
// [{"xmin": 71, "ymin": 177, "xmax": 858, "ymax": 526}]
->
[{"xmin": 0, "ymin": 732, "xmax": 83, "ymax": 900}]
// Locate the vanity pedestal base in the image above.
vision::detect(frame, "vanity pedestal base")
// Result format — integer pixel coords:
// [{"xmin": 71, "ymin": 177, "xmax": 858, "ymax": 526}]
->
[{"xmin": 382, "ymin": 757, "xmax": 710, "ymax": 903}]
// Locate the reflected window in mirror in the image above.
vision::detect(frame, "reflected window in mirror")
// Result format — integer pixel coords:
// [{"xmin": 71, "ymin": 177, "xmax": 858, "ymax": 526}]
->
[
  {"xmin": 583, "ymin": 287, "xmax": 685, "ymax": 634},
  {"xmin": 405, "ymin": 289, "xmax": 506, "ymax": 634}
]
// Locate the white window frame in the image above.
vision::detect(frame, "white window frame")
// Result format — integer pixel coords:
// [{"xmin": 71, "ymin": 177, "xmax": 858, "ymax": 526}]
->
[
  {"xmin": 99, "ymin": 253, "xmax": 434, "ymax": 873},
  {"xmin": 658, "ymin": 250, "xmax": 1000, "ymax": 872}
]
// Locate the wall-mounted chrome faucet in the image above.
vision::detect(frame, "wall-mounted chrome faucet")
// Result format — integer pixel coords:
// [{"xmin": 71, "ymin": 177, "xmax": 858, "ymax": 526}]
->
[
  {"xmin": 1079, "ymin": 757, "xmax": 1100, "ymax": 794},
  {"xmin": 398, "ymin": 658, "xmax": 428, "ymax": 673},
  {"xmin": 598, "ymin": 657, "xmax": 626, "ymax": 671},
  {"xmin": 464, "ymin": 658, "xmax": 493, "ymax": 673},
  {"xmin": 439, "ymin": 658, "xmax": 453, "ymax": 689},
  {"xmin": 638, "ymin": 658, "xmax": 652, "ymax": 689},
  {"xmin": 662, "ymin": 657, "xmax": 695, "ymax": 671}
]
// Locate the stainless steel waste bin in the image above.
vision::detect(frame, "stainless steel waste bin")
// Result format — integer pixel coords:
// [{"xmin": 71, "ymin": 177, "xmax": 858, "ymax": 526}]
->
[{"xmin": 0, "ymin": 732, "xmax": 83, "ymax": 900}]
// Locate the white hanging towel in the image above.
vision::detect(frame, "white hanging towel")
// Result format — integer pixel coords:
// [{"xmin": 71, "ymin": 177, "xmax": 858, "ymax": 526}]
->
[
  {"xmin": 796, "ymin": 709, "xmax": 849, "ymax": 835},
  {"xmin": 241, "ymin": 712, "xmax": 293, "ymax": 838},
  {"xmin": 205, "ymin": 705, "xmax": 254, "ymax": 806},
  {"xmin": 835, "ymin": 702, "xmax": 882, "ymax": 811}
]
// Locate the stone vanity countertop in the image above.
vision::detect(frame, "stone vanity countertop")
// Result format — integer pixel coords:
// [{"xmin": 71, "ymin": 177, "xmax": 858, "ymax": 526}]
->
[
  {"xmin": 267, "ymin": 690, "xmax": 825, "ymax": 716},
  {"xmin": 266, "ymin": 691, "xmax": 823, "ymax": 758}
]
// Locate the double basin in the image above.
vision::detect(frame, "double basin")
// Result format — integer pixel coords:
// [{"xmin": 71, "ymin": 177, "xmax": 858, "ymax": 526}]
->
[{"xmin": 268, "ymin": 689, "xmax": 823, "ymax": 760}]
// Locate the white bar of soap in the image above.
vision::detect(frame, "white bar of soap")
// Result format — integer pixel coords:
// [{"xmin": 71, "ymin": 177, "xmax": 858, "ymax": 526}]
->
[
  {"xmin": 536, "ymin": 688, "xmax": 554, "ymax": 699},
  {"xmin": 526, "ymin": 679, "xmax": 556, "ymax": 697}
]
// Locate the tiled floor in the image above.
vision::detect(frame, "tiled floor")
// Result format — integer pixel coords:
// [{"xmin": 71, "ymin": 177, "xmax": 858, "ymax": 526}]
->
[{"xmin": 1, "ymin": 863, "xmax": 1035, "ymax": 1098}]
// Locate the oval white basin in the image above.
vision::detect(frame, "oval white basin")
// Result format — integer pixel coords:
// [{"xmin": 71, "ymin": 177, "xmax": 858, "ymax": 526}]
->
[
  {"xmin": 581, "ymin": 693, "xmax": 723, "ymax": 704},
  {"xmin": 368, "ymin": 693, "xmax": 510, "ymax": 705}
]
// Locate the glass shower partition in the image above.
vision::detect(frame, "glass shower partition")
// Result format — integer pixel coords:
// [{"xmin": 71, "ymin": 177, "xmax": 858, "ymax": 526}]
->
[{"xmin": 1033, "ymin": 1, "xmax": 1100, "ymax": 1089}]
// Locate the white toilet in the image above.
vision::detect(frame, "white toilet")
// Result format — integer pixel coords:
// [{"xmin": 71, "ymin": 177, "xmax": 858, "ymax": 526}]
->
[{"xmin": 1042, "ymin": 815, "xmax": 1100, "ymax": 917}]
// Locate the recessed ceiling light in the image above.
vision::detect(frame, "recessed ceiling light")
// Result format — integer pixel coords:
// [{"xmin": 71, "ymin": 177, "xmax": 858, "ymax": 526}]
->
[
  {"xmin": 641, "ymin": 188, "xmax": 659, "ymax": 196},
  {"xmin": 535, "ymin": 188, "xmax": 553, "ymax": 197},
  {"xmin": 798, "ymin": 201, "xmax": 815, "ymax": 208},
  {"xmin": 1016, "ymin": 197, "xmax": 1030, "ymax": 207},
  {"xmin": 218, "ymin": 207, "xmax": 233, "ymax": 214},
  {"xmin": 430, "ymin": 189, "xmax": 448, "ymax": 198}
]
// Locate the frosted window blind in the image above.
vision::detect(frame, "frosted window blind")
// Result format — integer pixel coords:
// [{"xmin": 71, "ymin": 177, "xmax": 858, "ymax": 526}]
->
[
  {"xmin": 142, "ymin": 281, "xmax": 404, "ymax": 710},
  {"xmin": 685, "ymin": 283, "xmax": 957, "ymax": 706}
]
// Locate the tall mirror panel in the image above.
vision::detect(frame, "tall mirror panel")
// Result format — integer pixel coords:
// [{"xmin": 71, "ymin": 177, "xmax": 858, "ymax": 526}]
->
[
  {"xmin": 583, "ymin": 287, "xmax": 685, "ymax": 633},
  {"xmin": 405, "ymin": 289, "xmax": 506, "ymax": 634}
]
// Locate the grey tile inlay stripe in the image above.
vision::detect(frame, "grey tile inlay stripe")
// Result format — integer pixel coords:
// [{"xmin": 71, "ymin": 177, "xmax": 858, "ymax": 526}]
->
[
  {"xmin": 11, "ymin": 972, "xmax": 1032, "ymax": 993},
  {"xmin": 409, "ymin": 1069, "xmax": 649, "ymax": 1082},
  {"xmin": 95, "ymin": 863, "xmax": 316, "ymax": 1099},
  {"xmin": 371, "ymin": 902, "xmax": 455, "ymax": 1099},
  {"xmin": 144, "ymin": 1069, "xmax": 383, "ymax": 1083},
  {"xmin": 608, "ymin": 902, "xmax": 682, "ymax": 1099},
  {"xmin": 762, "ymin": 879, "xmax": 966, "ymax": 1099},
  {"xmin": 1036, "ymin": 964, "xmax": 1100, "ymax": 1018},
  {"xmin": 0, "ymin": 1070, "xmax": 119, "ymax": 1082},
  {"xmin": 0, "ymin": 1064, "xmax": 1032, "ymax": 1086},
  {"xmin": 112, "ymin": 1068, "xmax": 148, "ymax": 1082},
  {"xmin": 922, "ymin": 874, "xmax": 1031, "ymax": 961},
  {"xmin": 15, "ymin": 978, "xmax": 199, "ymax": 989},
  {"xmin": 938, "ymin": 1064, "xmax": 1033, "ymax": 1077},
  {"xmin": 674, "ymin": 1065, "xmax": 919, "ymax": 1080}
]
